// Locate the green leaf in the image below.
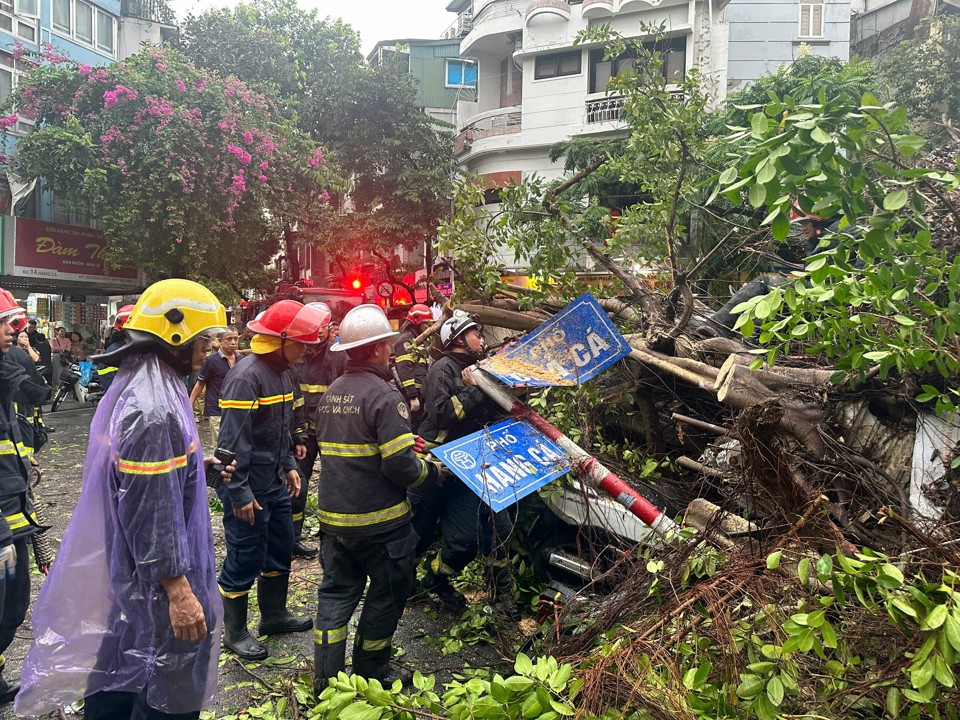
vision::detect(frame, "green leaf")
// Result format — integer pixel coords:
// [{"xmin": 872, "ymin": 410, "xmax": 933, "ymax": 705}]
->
[
  {"xmin": 810, "ymin": 126, "xmax": 832, "ymax": 144},
  {"xmin": 934, "ymin": 654, "xmax": 955, "ymax": 688},
  {"xmin": 766, "ymin": 550, "xmax": 782, "ymax": 570},
  {"xmin": 886, "ymin": 687, "xmax": 901, "ymax": 717},
  {"xmin": 751, "ymin": 112, "xmax": 767, "ymax": 138},
  {"xmin": 772, "ymin": 212, "xmax": 790, "ymax": 241},
  {"xmin": 798, "ymin": 557, "xmax": 811, "ymax": 584},
  {"xmin": 880, "ymin": 563, "xmax": 904, "ymax": 585},
  {"xmin": 515, "ymin": 653, "xmax": 534, "ymax": 676},
  {"xmin": 520, "ymin": 693, "xmax": 542, "ymax": 718},
  {"xmin": 757, "ymin": 161, "xmax": 776, "ymax": 184},
  {"xmin": 737, "ymin": 673, "xmax": 765, "ymax": 699},
  {"xmin": 892, "ymin": 597, "xmax": 918, "ymax": 618},
  {"xmin": 884, "ymin": 189, "xmax": 909, "ymax": 211},
  {"xmin": 749, "ymin": 182, "xmax": 767, "ymax": 208},
  {"xmin": 944, "ymin": 614, "xmax": 960, "ymax": 652},
  {"xmin": 910, "ymin": 658, "xmax": 935, "ymax": 689},
  {"xmin": 922, "ymin": 604, "xmax": 949, "ymax": 631},
  {"xmin": 816, "ymin": 553, "xmax": 833, "ymax": 580},
  {"xmin": 719, "ymin": 167, "xmax": 737, "ymax": 185},
  {"xmin": 821, "ymin": 620, "xmax": 838, "ymax": 648},
  {"xmin": 766, "ymin": 676, "xmax": 784, "ymax": 706}
]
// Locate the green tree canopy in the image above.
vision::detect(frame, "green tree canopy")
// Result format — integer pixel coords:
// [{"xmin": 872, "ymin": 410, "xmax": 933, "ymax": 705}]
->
[
  {"xmin": 178, "ymin": 0, "xmax": 455, "ymax": 284},
  {"xmin": 2, "ymin": 45, "xmax": 339, "ymax": 293},
  {"xmin": 879, "ymin": 13, "xmax": 960, "ymax": 142}
]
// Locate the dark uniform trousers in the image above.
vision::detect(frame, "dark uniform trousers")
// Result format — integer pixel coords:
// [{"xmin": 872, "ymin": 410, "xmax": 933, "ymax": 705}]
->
[
  {"xmin": 314, "ymin": 524, "xmax": 418, "ymax": 683},
  {"xmin": 292, "ymin": 435, "xmax": 320, "ymax": 536},
  {"xmin": 84, "ymin": 691, "xmax": 200, "ymax": 720},
  {"xmin": 410, "ymin": 479, "xmax": 513, "ymax": 579},
  {"xmin": 217, "ymin": 487, "xmax": 294, "ymax": 593},
  {"xmin": 0, "ymin": 537, "xmax": 30, "ymax": 655}
]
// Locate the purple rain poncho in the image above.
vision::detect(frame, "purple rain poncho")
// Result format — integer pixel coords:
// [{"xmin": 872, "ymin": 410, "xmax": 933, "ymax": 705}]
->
[{"xmin": 15, "ymin": 354, "xmax": 222, "ymax": 716}]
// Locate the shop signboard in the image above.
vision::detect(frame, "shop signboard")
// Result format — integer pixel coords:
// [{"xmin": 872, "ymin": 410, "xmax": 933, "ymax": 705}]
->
[{"xmin": 11, "ymin": 218, "xmax": 142, "ymax": 289}]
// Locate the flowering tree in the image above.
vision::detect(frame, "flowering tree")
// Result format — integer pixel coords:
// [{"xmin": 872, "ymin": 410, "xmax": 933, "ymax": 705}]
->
[
  {"xmin": 1, "ymin": 44, "xmax": 340, "ymax": 290},
  {"xmin": 178, "ymin": 0, "xmax": 455, "ymax": 286}
]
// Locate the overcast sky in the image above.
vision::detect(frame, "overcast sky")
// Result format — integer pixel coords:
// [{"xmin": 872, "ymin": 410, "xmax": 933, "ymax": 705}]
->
[{"xmin": 168, "ymin": 0, "xmax": 456, "ymax": 55}]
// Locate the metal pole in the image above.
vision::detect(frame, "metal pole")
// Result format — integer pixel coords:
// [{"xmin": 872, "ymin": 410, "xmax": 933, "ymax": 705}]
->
[{"xmin": 473, "ymin": 368, "xmax": 678, "ymax": 538}]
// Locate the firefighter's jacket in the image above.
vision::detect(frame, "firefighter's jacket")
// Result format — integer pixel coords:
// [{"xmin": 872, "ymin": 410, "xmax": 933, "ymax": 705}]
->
[
  {"xmin": 315, "ymin": 363, "xmax": 438, "ymax": 538},
  {"xmin": 418, "ymin": 351, "xmax": 499, "ymax": 447},
  {"xmin": 392, "ymin": 323, "xmax": 428, "ymax": 404},
  {"xmin": 292, "ymin": 341, "xmax": 345, "ymax": 442},
  {"xmin": 217, "ymin": 352, "xmax": 298, "ymax": 509},
  {"xmin": 0, "ymin": 352, "xmax": 36, "ymax": 546}
]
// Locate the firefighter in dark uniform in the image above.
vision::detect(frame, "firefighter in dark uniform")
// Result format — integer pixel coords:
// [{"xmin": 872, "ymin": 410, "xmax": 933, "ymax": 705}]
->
[
  {"xmin": 416, "ymin": 310, "xmax": 514, "ymax": 611},
  {"xmin": 392, "ymin": 304, "xmax": 432, "ymax": 433},
  {"xmin": 0, "ymin": 288, "xmax": 43, "ymax": 704},
  {"xmin": 291, "ymin": 302, "xmax": 345, "ymax": 559},
  {"xmin": 314, "ymin": 304, "xmax": 441, "ymax": 691},
  {"xmin": 216, "ymin": 300, "xmax": 328, "ymax": 661}
]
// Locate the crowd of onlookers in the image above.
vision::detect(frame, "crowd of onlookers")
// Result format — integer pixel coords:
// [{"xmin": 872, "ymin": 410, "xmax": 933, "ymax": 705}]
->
[{"xmin": 15, "ymin": 322, "xmax": 100, "ymax": 387}]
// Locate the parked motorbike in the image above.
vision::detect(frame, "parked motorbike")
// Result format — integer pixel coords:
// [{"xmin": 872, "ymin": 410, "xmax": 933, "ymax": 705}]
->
[{"xmin": 50, "ymin": 357, "xmax": 106, "ymax": 412}]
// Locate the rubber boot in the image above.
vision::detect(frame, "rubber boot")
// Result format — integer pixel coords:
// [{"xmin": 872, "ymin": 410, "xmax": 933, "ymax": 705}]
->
[
  {"xmin": 0, "ymin": 668, "xmax": 19, "ymax": 705},
  {"xmin": 422, "ymin": 568, "xmax": 466, "ymax": 611},
  {"xmin": 257, "ymin": 574, "xmax": 313, "ymax": 636},
  {"xmin": 222, "ymin": 594, "xmax": 268, "ymax": 661},
  {"xmin": 352, "ymin": 636, "xmax": 405, "ymax": 686},
  {"xmin": 292, "ymin": 515, "xmax": 319, "ymax": 558},
  {"xmin": 314, "ymin": 632, "xmax": 347, "ymax": 698},
  {"xmin": 492, "ymin": 566, "xmax": 521, "ymax": 621}
]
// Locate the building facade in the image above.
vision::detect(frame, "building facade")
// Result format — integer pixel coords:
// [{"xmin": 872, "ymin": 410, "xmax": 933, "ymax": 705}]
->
[
  {"xmin": 444, "ymin": 0, "xmax": 851, "ymax": 271},
  {"xmin": 367, "ymin": 37, "xmax": 478, "ymax": 127}
]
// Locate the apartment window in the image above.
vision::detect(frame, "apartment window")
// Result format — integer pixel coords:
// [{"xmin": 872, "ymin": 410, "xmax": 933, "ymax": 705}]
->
[
  {"xmin": 0, "ymin": 0, "xmax": 37, "ymax": 42},
  {"xmin": 589, "ymin": 38, "xmax": 686, "ymax": 93},
  {"xmin": 446, "ymin": 59, "xmax": 477, "ymax": 88},
  {"xmin": 52, "ymin": 0, "xmax": 70, "ymax": 32},
  {"xmin": 53, "ymin": 0, "xmax": 116, "ymax": 57},
  {"xmin": 800, "ymin": 0, "xmax": 824, "ymax": 38},
  {"xmin": 534, "ymin": 50, "xmax": 581, "ymax": 80},
  {"xmin": 0, "ymin": 59, "xmax": 12, "ymax": 107}
]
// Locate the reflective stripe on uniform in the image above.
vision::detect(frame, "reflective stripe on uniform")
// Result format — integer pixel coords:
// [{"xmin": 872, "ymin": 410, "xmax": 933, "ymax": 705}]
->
[
  {"xmin": 422, "ymin": 430, "xmax": 447, "ymax": 451},
  {"xmin": 5, "ymin": 511, "xmax": 37, "ymax": 531},
  {"xmin": 258, "ymin": 392, "xmax": 293, "ymax": 406},
  {"xmin": 414, "ymin": 459, "xmax": 429, "ymax": 486},
  {"xmin": 292, "ymin": 512, "xmax": 304, "ymax": 522},
  {"xmin": 219, "ymin": 586, "xmax": 249, "ymax": 598},
  {"xmin": 118, "ymin": 442, "xmax": 197, "ymax": 476},
  {"xmin": 431, "ymin": 556, "xmax": 457, "ymax": 577},
  {"xmin": 299, "ymin": 383, "xmax": 329, "ymax": 394},
  {"xmin": 361, "ymin": 636, "xmax": 391, "ymax": 652},
  {"xmin": 401, "ymin": 378, "xmax": 419, "ymax": 388},
  {"xmin": 317, "ymin": 499, "xmax": 410, "ymax": 529},
  {"xmin": 220, "ymin": 399, "xmax": 258, "ymax": 410},
  {"xmin": 260, "ymin": 570, "xmax": 284, "ymax": 578},
  {"xmin": 451, "ymin": 396, "xmax": 466, "ymax": 420},
  {"xmin": 379, "ymin": 433, "xmax": 415, "ymax": 458},
  {"xmin": 314, "ymin": 626, "xmax": 347, "ymax": 645},
  {"xmin": 99, "ymin": 366, "xmax": 118, "ymax": 375},
  {"xmin": 293, "ymin": 397, "xmax": 305, "ymax": 409},
  {"xmin": 320, "ymin": 442, "xmax": 378, "ymax": 458},
  {"xmin": 0, "ymin": 440, "xmax": 28, "ymax": 456}
]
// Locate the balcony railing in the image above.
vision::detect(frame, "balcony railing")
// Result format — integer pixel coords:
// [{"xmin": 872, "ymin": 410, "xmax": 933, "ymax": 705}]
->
[
  {"xmin": 121, "ymin": 0, "xmax": 175, "ymax": 24},
  {"xmin": 585, "ymin": 90, "xmax": 685, "ymax": 124},
  {"xmin": 454, "ymin": 107, "xmax": 522, "ymax": 156},
  {"xmin": 472, "ymin": 0, "xmax": 532, "ymax": 26}
]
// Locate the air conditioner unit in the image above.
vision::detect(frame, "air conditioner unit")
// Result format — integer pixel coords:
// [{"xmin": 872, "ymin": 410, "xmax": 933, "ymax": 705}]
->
[{"xmin": 457, "ymin": 10, "xmax": 473, "ymax": 36}]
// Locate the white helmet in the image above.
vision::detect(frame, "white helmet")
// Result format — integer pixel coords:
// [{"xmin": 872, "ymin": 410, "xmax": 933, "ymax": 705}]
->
[
  {"xmin": 440, "ymin": 309, "xmax": 481, "ymax": 350},
  {"xmin": 331, "ymin": 304, "xmax": 398, "ymax": 352}
]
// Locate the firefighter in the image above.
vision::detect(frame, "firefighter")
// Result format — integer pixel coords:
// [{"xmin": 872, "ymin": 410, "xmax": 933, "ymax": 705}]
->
[
  {"xmin": 313, "ymin": 304, "xmax": 441, "ymax": 690},
  {"xmin": 97, "ymin": 303, "xmax": 135, "ymax": 391},
  {"xmin": 392, "ymin": 304, "xmax": 433, "ymax": 432},
  {"xmin": 416, "ymin": 310, "xmax": 514, "ymax": 611},
  {"xmin": 216, "ymin": 300, "xmax": 328, "ymax": 661},
  {"xmin": 0, "ymin": 289, "xmax": 41, "ymax": 705},
  {"xmin": 15, "ymin": 279, "xmax": 232, "ymax": 719},
  {"xmin": 291, "ymin": 302, "xmax": 345, "ymax": 559}
]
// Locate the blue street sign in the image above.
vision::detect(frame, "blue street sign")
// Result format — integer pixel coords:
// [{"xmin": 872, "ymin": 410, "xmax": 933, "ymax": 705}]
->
[
  {"xmin": 433, "ymin": 420, "xmax": 571, "ymax": 511},
  {"xmin": 480, "ymin": 292, "xmax": 631, "ymax": 387}
]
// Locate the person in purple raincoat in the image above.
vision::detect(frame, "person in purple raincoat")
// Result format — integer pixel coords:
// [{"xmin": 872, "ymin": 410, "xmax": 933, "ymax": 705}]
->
[{"xmin": 15, "ymin": 279, "xmax": 232, "ymax": 720}]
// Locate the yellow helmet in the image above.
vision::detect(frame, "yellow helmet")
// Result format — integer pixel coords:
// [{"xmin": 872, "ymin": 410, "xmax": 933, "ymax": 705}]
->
[{"xmin": 125, "ymin": 279, "xmax": 227, "ymax": 346}]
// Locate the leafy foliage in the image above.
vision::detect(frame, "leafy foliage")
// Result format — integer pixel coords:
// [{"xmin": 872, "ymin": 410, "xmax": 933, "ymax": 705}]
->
[
  {"xmin": 3, "ymin": 45, "xmax": 338, "ymax": 289},
  {"xmin": 711, "ymin": 90, "xmax": 960, "ymax": 401},
  {"xmin": 879, "ymin": 14, "xmax": 960, "ymax": 142}
]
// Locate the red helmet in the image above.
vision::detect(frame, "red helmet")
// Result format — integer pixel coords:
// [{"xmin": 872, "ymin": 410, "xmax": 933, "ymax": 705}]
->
[
  {"xmin": 247, "ymin": 299, "xmax": 326, "ymax": 344},
  {"xmin": 0, "ymin": 289, "xmax": 25, "ymax": 327},
  {"xmin": 113, "ymin": 304, "xmax": 135, "ymax": 331},
  {"xmin": 406, "ymin": 304, "xmax": 432, "ymax": 324}
]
